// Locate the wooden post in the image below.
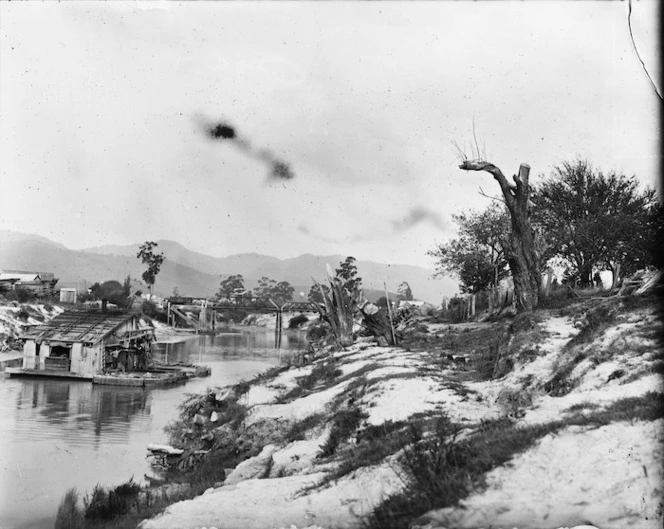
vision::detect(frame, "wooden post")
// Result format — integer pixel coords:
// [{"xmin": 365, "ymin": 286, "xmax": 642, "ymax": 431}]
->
[
  {"xmin": 612, "ymin": 263, "xmax": 621, "ymax": 290},
  {"xmin": 384, "ymin": 283, "xmax": 397, "ymax": 346},
  {"xmin": 545, "ymin": 268, "xmax": 553, "ymax": 297},
  {"xmin": 470, "ymin": 294, "xmax": 476, "ymax": 317}
]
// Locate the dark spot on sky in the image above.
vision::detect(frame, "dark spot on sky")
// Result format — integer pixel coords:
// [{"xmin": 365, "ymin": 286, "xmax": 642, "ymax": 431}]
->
[
  {"xmin": 271, "ymin": 160, "xmax": 295, "ymax": 180},
  {"xmin": 208, "ymin": 122, "xmax": 236, "ymax": 140}
]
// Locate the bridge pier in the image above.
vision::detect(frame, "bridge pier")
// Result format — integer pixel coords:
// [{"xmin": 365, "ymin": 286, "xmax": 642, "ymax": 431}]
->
[{"xmin": 274, "ymin": 309, "xmax": 283, "ymax": 348}]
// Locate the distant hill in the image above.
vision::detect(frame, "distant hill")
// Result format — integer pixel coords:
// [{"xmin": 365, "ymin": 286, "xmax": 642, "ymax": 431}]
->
[
  {"xmin": 82, "ymin": 243, "xmax": 456, "ymax": 303},
  {"xmin": 1, "ymin": 233, "xmax": 457, "ymax": 303},
  {"xmin": 0, "ymin": 229, "xmax": 67, "ymax": 249}
]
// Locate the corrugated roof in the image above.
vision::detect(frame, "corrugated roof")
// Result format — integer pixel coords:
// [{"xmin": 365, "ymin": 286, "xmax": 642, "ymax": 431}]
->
[{"xmin": 21, "ymin": 310, "xmax": 144, "ymax": 345}]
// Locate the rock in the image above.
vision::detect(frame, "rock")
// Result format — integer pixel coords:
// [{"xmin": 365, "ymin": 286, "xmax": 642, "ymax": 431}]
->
[
  {"xmin": 376, "ymin": 336, "xmax": 389, "ymax": 347},
  {"xmin": 224, "ymin": 444, "xmax": 278, "ymax": 485},
  {"xmin": 201, "ymin": 431, "xmax": 215, "ymax": 442},
  {"xmin": 210, "ymin": 411, "xmax": 220, "ymax": 422},
  {"xmin": 193, "ymin": 413, "xmax": 207, "ymax": 426}
]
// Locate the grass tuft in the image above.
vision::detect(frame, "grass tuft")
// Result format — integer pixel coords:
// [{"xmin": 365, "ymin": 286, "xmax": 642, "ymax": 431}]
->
[
  {"xmin": 55, "ymin": 488, "xmax": 84, "ymax": 529},
  {"xmin": 319, "ymin": 405, "xmax": 368, "ymax": 458}
]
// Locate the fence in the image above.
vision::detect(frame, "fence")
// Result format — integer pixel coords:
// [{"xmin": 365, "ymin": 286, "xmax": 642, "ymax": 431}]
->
[{"xmin": 440, "ymin": 269, "xmax": 563, "ymax": 322}]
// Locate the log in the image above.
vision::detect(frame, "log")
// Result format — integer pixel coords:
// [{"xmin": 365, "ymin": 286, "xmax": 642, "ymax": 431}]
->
[{"xmin": 147, "ymin": 444, "xmax": 184, "ymax": 456}]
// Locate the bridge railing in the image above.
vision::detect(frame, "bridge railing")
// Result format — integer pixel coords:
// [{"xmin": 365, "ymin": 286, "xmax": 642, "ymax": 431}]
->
[{"xmin": 166, "ymin": 297, "xmax": 319, "ymax": 313}]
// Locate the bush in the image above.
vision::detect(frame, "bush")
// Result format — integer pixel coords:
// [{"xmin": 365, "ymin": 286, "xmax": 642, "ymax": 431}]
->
[
  {"xmin": 55, "ymin": 488, "xmax": 84, "ymax": 529},
  {"xmin": 567, "ymin": 304, "xmax": 617, "ymax": 348},
  {"xmin": 319, "ymin": 406, "xmax": 368, "ymax": 457},
  {"xmin": 306, "ymin": 321, "xmax": 330, "ymax": 342},
  {"xmin": 6, "ymin": 288, "xmax": 35, "ymax": 303},
  {"xmin": 288, "ymin": 314, "xmax": 309, "ymax": 329},
  {"xmin": 84, "ymin": 478, "xmax": 141, "ymax": 520},
  {"xmin": 141, "ymin": 301, "xmax": 168, "ymax": 323}
]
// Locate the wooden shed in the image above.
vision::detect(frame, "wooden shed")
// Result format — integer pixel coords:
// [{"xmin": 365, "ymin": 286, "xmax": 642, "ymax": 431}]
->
[{"xmin": 18, "ymin": 309, "xmax": 154, "ymax": 379}]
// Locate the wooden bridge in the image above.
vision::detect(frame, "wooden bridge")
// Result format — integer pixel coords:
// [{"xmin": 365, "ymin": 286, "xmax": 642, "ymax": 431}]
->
[{"xmin": 165, "ymin": 297, "xmax": 320, "ymax": 346}]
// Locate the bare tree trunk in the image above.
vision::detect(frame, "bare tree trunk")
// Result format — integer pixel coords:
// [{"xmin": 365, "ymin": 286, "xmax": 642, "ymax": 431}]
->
[{"xmin": 459, "ymin": 161, "xmax": 541, "ymax": 312}]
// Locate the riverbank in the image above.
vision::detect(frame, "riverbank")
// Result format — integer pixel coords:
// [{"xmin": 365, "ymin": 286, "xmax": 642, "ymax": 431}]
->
[{"xmin": 61, "ymin": 294, "xmax": 663, "ymax": 529}]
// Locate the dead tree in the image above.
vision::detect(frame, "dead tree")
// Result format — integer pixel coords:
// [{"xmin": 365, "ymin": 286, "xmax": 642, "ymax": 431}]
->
[{"xmin": 459, "ymin": 160, "xmax": 541, "ymax": 312}]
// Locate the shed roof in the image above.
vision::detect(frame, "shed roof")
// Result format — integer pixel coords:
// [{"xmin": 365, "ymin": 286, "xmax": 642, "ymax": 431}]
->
[
  {"xmin": 0, "ymin": 273, "xmax": 41, "ymax": 282},
  {"xmin": 21, "ymin": 310, "xmax": 148, "ymax": 345}
]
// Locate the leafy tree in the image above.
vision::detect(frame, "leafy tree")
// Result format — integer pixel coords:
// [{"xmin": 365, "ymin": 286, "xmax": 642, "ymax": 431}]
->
[
  {"xmin": 254, "ymin": 276, "xmax": 277, "ymax": 299},
  {"xmin": 428, "ymin": 206, "xmax": 510, "ymax": 294},
  {"xmin": 216, "ymin": 274, "xmax": 245, "ymax": 300},
  {"xmin": 123, "ymin": 275, "xmax": 132, "ymax": 298},
  {"xmin": 335, "ymin": 256, "xmax": 362, "ymax": 299},
  {"xmin": 255, "ymin": 276, "xmax": 294, "ymax": 305},
  {"xmin": 375, "ymin": 296, "xmax": 389, "ymax": 308},
  {"xmin": 136, "ymin": 242, "xmax": 165, "ymax": 299},
  {"xmin": 90, "ymin": 280, "xmax": 131, "ymax": 308},
  {"xmin": 271, "ymin": 281, "xmax": 295, "ymax": 305},
  {"xmin": 397, "ymin": 281, "xmax": 413, "ymax": 301},
  {"xmin": 308, "ymin": 283, "xmax": 330, "ymax": 304},
  {"xmin": 532, "ymin": 159, "xmax": 659, "ymax": 286}
]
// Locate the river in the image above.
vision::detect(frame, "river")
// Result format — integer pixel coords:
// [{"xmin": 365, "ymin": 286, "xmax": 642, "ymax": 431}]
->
[{"xmin": 0, "ymin": 328, "xmax": 307, "ymax": 529}]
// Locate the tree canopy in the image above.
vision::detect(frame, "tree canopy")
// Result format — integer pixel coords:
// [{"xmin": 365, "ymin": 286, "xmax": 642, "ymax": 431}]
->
[
  {"xmin": 428, "ymin": 206, "xmax": 510, "ymax": 294},
  {"xmin": 397, "ymin": 281, "xmax": 413, "ymax": 301},
  {"xmin": 136, "ymin": 242, "xmax": 165, "ymax": 298},
  {"xmin": 254, "ymin": 276, "xmax": 295, "ymax": 306},
  {"xmin": 335, "ymin": 256, "xmax": 362, "ymax": 299},
  {"xmin": 216, "ymin": 274, "xmax": 245, "ymax": 300},
  {"xmin": 532, "ymin": 159, "xmax": 659, "ymax": 286}
]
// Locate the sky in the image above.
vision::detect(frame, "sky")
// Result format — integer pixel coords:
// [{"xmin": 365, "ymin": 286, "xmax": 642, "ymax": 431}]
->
[{"xmin": 0, "ymin": 1, "xmax": 660, "ymax": 269}]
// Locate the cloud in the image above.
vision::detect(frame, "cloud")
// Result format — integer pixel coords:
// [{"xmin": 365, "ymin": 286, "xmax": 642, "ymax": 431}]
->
[{"xmin": 392, "ymin": 206, "xmax": 445, "ymax": 232}]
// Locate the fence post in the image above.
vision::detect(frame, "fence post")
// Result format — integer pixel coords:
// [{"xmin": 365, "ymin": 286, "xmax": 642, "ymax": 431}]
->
[
  {"xmin": 545, "ymin": 268, "xmax": 553, "ymax": 297},
  {"xmin": 612, "ymin": 263, "xmax": 621, "ymax": 289}
]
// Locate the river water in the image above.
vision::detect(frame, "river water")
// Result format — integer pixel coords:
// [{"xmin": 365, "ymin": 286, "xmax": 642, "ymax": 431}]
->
[{"xmin": 0, "ymin": 328, "xmax": 307, "ymax": 529}]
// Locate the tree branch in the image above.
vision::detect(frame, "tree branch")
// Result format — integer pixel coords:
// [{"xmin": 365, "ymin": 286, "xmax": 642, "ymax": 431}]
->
[
  {"xmin": 459, "ymin": 160, "xmax": 516, "ymax": 210},
  {"xmin": 478, "ymin": 187, "xmax": 506, "ymax": 205}
]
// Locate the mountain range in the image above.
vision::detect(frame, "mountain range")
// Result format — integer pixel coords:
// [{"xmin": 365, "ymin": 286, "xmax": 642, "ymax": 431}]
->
[{"xmin": 0, "ymin": 230, "xmax": 457, "ymax": 303}]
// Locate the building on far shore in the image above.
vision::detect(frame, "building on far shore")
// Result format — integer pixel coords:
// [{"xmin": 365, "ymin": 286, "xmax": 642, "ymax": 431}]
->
[
  {"xmin": 17, "ymin": 309, "xmax": 154, "ymax": 379},
  {"xmin": 0, "ymin": 269, "xmax": 59, "ymax": 297}
]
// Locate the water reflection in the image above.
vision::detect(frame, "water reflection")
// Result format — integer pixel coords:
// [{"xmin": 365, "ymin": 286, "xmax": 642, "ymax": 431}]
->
[
  {"xmin": 153, "ymin": 328, "xmax": 308, "ymax": 364},
  {"xmin": 14, "ymin": 379, "xmax": 152, "ymax": 447}
]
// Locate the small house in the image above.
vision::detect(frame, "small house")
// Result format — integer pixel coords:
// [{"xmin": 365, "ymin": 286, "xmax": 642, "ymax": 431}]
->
[{"xmin": 19, "ymin": 309, "xmax": 154, "ymax": 378}]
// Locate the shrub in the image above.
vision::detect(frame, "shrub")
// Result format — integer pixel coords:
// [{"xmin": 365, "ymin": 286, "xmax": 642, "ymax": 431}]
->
[
  {"xmin": 288, "ymin": 313, "xmax": 309, "ymax": 329},
  {"xmin": 567, "ymin": 304, "xmax": 617, "ymax": 348},
  {"xmin": 319, "ymin": 406, "xmax": 368, "ymax": 457},
  {"xmin": 306, "ymin": 321, "xmax": 331, "ymax": 342},
  {"xmin": 6, "ymin": 287, "xmax": 36, "ymax": 303},
  {"xmin": 141, "ymin": 300, "xmax": 168, "ymax": 323},
  {"xmin": 55, "ymin": 488, "xmax": 84, "ymax": 529},
  {"xmin": 285, "ymin": 413, "xmax": 327, "ymax": 442},
  {"xmin": 83, "ymin": 478, "xmax": 141, "ymax": 520},
  {"xmin": 17, "ymin": 308, "xmax": 30, "ymax": 321}
]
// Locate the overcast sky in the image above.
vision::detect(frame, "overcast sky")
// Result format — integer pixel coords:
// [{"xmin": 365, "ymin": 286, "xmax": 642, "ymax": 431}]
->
[{"xmin": 0, "ymin": 1, "xmax": 660, "ymax": 269}]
